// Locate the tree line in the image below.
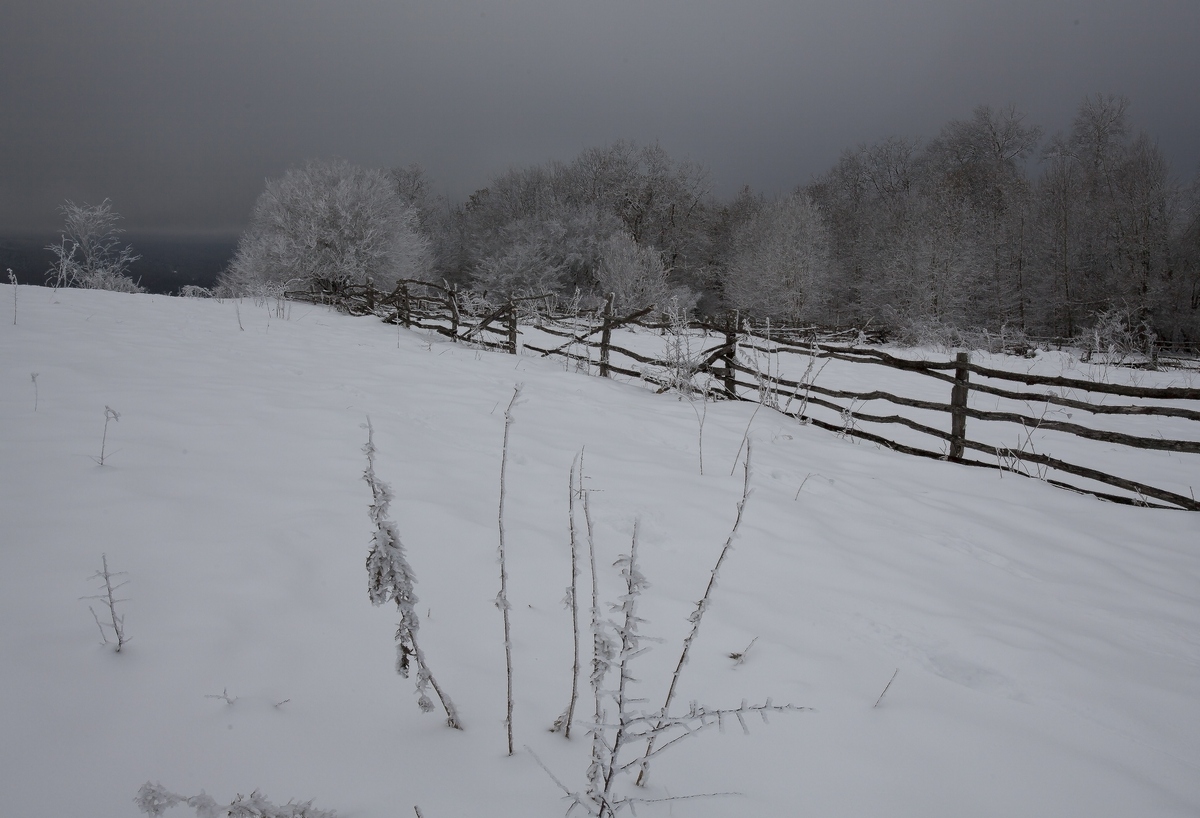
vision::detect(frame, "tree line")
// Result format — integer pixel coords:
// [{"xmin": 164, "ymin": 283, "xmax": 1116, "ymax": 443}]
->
[{"xmin": 209, "ymin": 94, "xmax": 1198, "ymax": 345}]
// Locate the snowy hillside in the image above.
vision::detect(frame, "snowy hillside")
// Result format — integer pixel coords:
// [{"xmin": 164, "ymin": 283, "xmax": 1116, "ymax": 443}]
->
[{"xmin": 2, "ymin": 283, "xmax": 1198, "ymax": 818}]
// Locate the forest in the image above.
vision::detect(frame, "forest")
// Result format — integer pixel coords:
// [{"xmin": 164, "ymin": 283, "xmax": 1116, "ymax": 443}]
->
[
  {"xmin": 342, "ymin": 94, "xmax": 1197, "ymax": 347},
  {"xmin": 40, "ymin": 94, "xmax": 1200, "ymax": 348}
]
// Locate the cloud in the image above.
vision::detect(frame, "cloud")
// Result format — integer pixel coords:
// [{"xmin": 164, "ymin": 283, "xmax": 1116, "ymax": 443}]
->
[{"xmin": 2, "ymin": 0, "xmax": 1198, "ymax": 233}]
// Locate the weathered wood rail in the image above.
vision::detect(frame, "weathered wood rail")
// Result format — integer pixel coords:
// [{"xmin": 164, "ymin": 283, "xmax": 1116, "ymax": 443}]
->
[{"xmin": 290, "ymin": 283, "xmax": 1200, "ymax": 511}]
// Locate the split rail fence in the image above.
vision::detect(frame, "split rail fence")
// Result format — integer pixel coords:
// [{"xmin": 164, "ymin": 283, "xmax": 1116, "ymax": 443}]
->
[{"xmin": 291, "ymin": 281, "xmax": 1200, "ymax": 512}]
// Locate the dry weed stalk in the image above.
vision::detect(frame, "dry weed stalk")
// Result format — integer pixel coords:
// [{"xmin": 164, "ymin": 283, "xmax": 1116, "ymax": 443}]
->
[
  {"xmin": 497, "ymin": 383, "xmax": 523, "ymax": 754},
  {"xmin": 532, "ymin": 488, "xmax": 802, "ymax": 816},
  {"xmin": 95, "ymin": 406, "xmax": 120, "ymax": 465},
  {"xmin": 636, "ymin": 441, "xmax": 754, "ymax": 787},
  {"xmin": 552, "ymin": 450, "xmax": 585, "ymax": 737}
]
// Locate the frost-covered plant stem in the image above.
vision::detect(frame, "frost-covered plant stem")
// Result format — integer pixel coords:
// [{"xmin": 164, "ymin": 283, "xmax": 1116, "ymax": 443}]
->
[
  {"xmin": 583, "ymin": 475, "xmax": 609, "ymax": 810},
  {"xmin": 31, "ymin": 373, "xmax": 39, "ymax": 411},
  {"xmin": 660, "ymin": 296, "xmax": 700, "ymax": 397},
  {"xmin": 730, "ymin": 402, "xmax": 761, "ymax": 475},
  {"xmin": 497, "ymin": 383, "xmax": 523, "ymax": 755},
  {"xmin": 686, "ymin": 393, "xmax": 707, "ymax": 475},
  {"xmin": 363, "ymin": 420, "xmax": 460, "ymax": 728},
  {"xmin": 83, "ymin": 553, "xmax": 129, "ymax": 651},
  {"xmin": 595, "ymin": 523, "xmax": 648, "ymax": 816},
  {"xmin": 553, "ymin": 451, "xmax": 584, "ymax": 737},
  {"xmin": 635, "ymin": 442, "xmax": 754, "ymax": 787},
  {"xmin": 530, "ymin": 482, "xmax": 802, "ymax": 815},
  {"xmin": 97, "ymin": 406, "xmax": 120, "ymax": 465}
]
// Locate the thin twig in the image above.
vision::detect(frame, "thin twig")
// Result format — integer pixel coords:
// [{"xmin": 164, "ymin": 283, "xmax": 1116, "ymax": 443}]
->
[
  {"xmin": 205, "ymin": 687, "xmax": 237, "ymax": 705},
  {"xmin": 637, "ymin": 442, "xmax": 754, "ymax": 787},
  {"xmin": 498, "ymin": 383, "xmax": 523, "ymax": 755},
  {"xmin": 97, "ymin": 406, "xmax": 120, "ymax": 466},
  {"xmin": 583, "ymin": 477, "xmax": 607, "ymax": 811},
  {"xmin": 554, "ymin": 451, "xmax": 584, "ymax": 737},
  {"xmin": 874, "ymin": 668, "xmax": 899, "ymax": 708},
  {"xmin": 730, "ymin": 402, "xmax": 762, "ymax": 476}
]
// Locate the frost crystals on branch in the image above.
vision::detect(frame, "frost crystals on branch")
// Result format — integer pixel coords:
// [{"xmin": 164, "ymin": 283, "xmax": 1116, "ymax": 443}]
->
[{"xmin": 363, "ymin": 420, "xmax": 460, "ymax": 729}]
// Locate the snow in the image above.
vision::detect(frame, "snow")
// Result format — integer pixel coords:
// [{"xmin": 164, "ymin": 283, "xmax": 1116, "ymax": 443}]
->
[{"xmin": 2, "ymin": 283, "xmax": 1199, "ymax": 817}]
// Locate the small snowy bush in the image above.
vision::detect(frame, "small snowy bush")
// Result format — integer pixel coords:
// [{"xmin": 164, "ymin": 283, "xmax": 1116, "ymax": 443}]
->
[{"xmin": 135, "ymin": 782, "xmax": 337, "ymax": 818}]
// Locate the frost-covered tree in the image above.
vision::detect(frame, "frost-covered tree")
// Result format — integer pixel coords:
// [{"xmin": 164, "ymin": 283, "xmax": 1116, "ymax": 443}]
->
[
  {"xmin": 47, "ymin": 200, "xmax": 142, "ymax": 293},
  {"xmin": 459, "ymin": 142, "xmax": 713, "ymax": 304},
  {"xmin": 220, "ymin": 160, "xmax": 430, "ymax": 296},
  {"xmin": 595, "ymin": 231, "xmax": 672, "ymax": 313},
  {"xmin": 1029, "ymin": 95, "xmax": 1178, "ymax": 337},
  {"xmin": 471, "ymin": 217, "xmax": 574, "ymax": 300},
  {"xmin": 924, "ymin": 104, "xmax": 1040, "ymax": 327},
  {"xmin": 723, "ymin": 193, "xmax": 832, "ymax": 323}
]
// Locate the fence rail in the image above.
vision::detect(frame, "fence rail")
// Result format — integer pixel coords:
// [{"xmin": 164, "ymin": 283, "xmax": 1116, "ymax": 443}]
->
[{"xmin": 290, "ymin": 284, "xmax": 1200, "ymax": 512}]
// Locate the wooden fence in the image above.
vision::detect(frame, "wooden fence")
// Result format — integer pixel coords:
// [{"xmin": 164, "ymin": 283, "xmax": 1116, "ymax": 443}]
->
[
  {"xmin": 291, "ymin": 282, "xmax": 1200, "ymax": 512},
  {"xmin": 719, "ymin": 340, "xmax": 1200, "ymax": 511}
]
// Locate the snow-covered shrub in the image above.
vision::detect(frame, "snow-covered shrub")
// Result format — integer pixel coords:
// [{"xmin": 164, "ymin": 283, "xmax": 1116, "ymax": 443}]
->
[
  {"xmin": 1080, "ymin": 307, "xmax": 1155, "ymax": 364},
  {"xmin": 891, "ymin": 314, "xmax": 963, "ymax": 350},
  {"xmin": 654, "ymin": 296, "xmax": 705, "ymax": 398},
  {"xmin": 135, "ymin": 782, "xmax": 337, "ymax": 818}
]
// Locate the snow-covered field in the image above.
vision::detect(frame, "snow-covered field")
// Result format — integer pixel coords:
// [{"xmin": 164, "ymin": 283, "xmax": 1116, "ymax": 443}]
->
[{"xmin": 2, "ymin": 283, "xmax": 1199, "ymax": 817}]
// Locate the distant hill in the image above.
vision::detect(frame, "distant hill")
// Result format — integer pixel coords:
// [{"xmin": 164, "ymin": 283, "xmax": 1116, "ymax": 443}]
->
[{"xmin": 0, "ymin": 233, "xmax": 236, "ymax": 294}]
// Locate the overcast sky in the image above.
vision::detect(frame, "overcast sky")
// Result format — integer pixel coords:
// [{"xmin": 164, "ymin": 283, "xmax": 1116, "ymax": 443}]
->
[{"xmin": 3, "ymin": 0, "xmax": 1198, "ymax": 236}]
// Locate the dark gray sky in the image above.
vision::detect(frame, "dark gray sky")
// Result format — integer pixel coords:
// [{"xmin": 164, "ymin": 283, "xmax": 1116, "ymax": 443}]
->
[{"xmin": 3, "ymin": 0, "xmax": 1198, "ymax": 236}]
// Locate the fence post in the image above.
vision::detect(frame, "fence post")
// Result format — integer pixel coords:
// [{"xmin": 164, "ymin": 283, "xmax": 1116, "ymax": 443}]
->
[
  {"xmin": 599, "ymin": 293, "xmax": 615, "ymax": 378},
  {"xmin": 949, "ymin": 351, "xmax": 970, "ymax": 461},
  {"xmin": 722, "ymin": 311, "xmax": 738, "ymax": 398},
  {"xmin": 365, "ymin": 280, "xmax": 375, "ymax": 313},
  {"xmin": 401, "ymin": 283, "xmax": 411, "ymax": 328},
  {"xmin": 506, "ymin": 301, "xmax": 518, "ymax": 354},
  {"xmin": 449, "ymin": 284, "xmax": 460, "ymax": 340}
]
